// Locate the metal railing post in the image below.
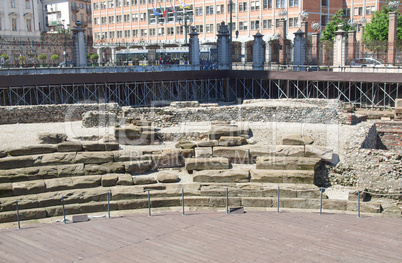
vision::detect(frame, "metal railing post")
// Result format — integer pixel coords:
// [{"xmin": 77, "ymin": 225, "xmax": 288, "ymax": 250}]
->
[
  {"xmin": 16, "ymin": 201, "xmax": 21, "ymax": 230},
  {"xmin": 357, "ymin": 191, "xmax": 361, "ymax": 218},
  {"xmin": 107, "ymin": 190, "xmax": 111, "ymax": 219},
  {"xmin": 319, "ymin": 187, "xmax": 323, "ymax": 215},
  {"xmin": 226, "ymin": 187, "xmax": 229, "ymax": 214},
  {"xmin": 182, "ymin": 189, "xmax": 185, "ymax": 216},
  {"xmin": 277, "ymin": 186, "xmax": 280, "ymax": 213},
  {"xmin": 62, "ymin": 196, "xmax": 66, "ymax": 224},
  {"xmin": 147, "ymin": 189, "xmax": 151, "ymax": 217}
]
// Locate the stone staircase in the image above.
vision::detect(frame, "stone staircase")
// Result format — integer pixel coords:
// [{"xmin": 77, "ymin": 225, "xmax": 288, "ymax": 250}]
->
[{"xmin": 0, "ymin": 125, "xmax": 383, "ymax": 224}]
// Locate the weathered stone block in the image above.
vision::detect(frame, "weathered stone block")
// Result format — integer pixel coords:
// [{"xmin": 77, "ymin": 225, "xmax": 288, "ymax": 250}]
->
[
  {"xmin": 213, "ymin": 147, "xmax": 250, "ymax": 164},
  {"xmin": 250, "ymin": 169, "xmax": 283, "ymax": 183},
  {"xmin": 322, "ymin": 199, "xmax": 348, "ymax": 211},
  {"xmin": 175, "ymin": 141, "xmax": 197, "ymax": 149},
  {"xmin": 38, "ymin": 133, "xmax": 67, "ymax": 144},
  {"xmin": 105, "ymin": 143, "xmax": 119, "ymax": 151},
  {"xmin": 209, "ymin": 126, "xmax": 241, "ymax": 140},
  {"xmin": 83, "ymin": 163, "xmax": 125, "ymax": 175},
  {"xmin": 170, "ymin": 101, "xmax": 200, "ymax": 108},
  {"xmin": 7, "ymin": 145, "xmax": 57, "ymax": 156},
  {"xmin": 75, "ymin": 152, "xmax": 114, "ymax": 164},
  {"xmin": 56, "ymin": 141, "xmax": 83, "ymax": 152},
  {"xmin": 0, "ymin": 156, "xmax": 34, "ymax": 170},
  {"xmin": 256, "ymin": 156, "xmax": 321, "ymax": 170},
  {"xmin": 12, "ymin": 180, "xmax": 45, "ymax": 195},
  {"xmin": 124, "ymin": 160, "xmax": 153, "ymax": 174},
  {"xmin": 113, "ymin": 149, "xmax": 148, "ymax": 162},
  {"xmin": 157, "ymin": 172, "xmax": 180, "ymax": 183},
  {"xmin": 218, "ymin": 136, "xmax": 247, "ymax": 146},
  {"xmin": 57, "ymin": 163, "xmax": 85, "ymax": 177},
  {"xmin": 249, "ymin": 146, "xmax": 276, "ymax": 162},
  {"xmin": 242, "ymin": 197, "xmax": 273, "ymax": 207},
  {"xmin": 195, "ymin": 147, "xmax": 213, "ymax": 158},
  {"xmin": 282, "ymin": 134, "xmax": 314, "ymax": 145},
  {"xmin": 185, "ymin": 157, "xmax": 230, "ymax": 171},
  {"xmin": 117, "ymin": 173, "xmax": 133, "ymax": 185},
  {"xmin": 282, "ymin": 171, "xmax": 315, "ymax": 184},
  {"xmin": 275, "ymin": 145, "xmax": 305, "ymax": 157},
  {"xmin": 44, "ymin": 177, "xmax": 74, "ymax": 191},
  {"xmin": 101, "ymin": 174, "xmax": 119, "ymax": 187},
  {"xmin": 0, "ymin": 166, "xmax": 59, "ymax": 183},
  {"xmin": 304, "ymin": 145, "xmax": 333, "ymax": 162},
  {"xmin": 0, "ymin": 149, "xmax": 7, "ymax": 158},
  {"xmin": 72, "ymin": 214, "xmax": 89, "ymax": 223},
  {"xmin": 35, "ymin": 152, "xmax": 76, "ymax": 166},
  {"xmin": 193, "ymin": 169, "xmax": 249, "ymax": 183},
  {"xmin": 82, "ymin": 142, "xmax": 105, "ymax": 151},
  {"xmin": 347, "ymin": 201, "xmax": 382, "ymax": 213},
  {"xmin": 196, "ymin": 140, "xmax": 218, "ymax": 147},
  {"xmin": 82, "ymin": 111, "xmax": 118, "ymax": 128},
  {"xmin": 152, "ymin": 151, "xmax": 185, "ymax": 168},
  {"xmin": 132, "ymin": 176, "xmax": 157, "ymax": 185},
  {"xmin": 71, "ymin": 175, "xmax": 102, "ymax": 188},
  {"xmin": 178, "ymin": 149, "xmax": 194, "ymax": 158},
  {"xmin": 0, "ymin": 183, "xmax": 13, "ymax": 197}
]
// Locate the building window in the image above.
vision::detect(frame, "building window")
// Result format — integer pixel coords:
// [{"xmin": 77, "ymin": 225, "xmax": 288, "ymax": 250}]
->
[
  {"xmin": 251, "ymin": 20, "xmax": 260, "ymax": 30},
  {"xmin": 239, "ymin": 21, "xmax": 248, "ymax": 30},
  {"xmin": 239, "ymin": 2, "xmax": 247, "ymax": 12},
  {"xmin": 140, "ymin": 13, "xmax": 146, "ymax": 21},
  {"xmin": 176, "ymin": 26, "xmax": 183, "ymax": 34},
  {"xmin": 124, "ymin": 0, "xmax": 130, "ymax": 6},
  {"xmin": 109, "ymin": 31, "xmax": 115, "ymax": 39},
  {"xmin": 26, "ymin": 0, "xmax": 31, "ymax": 9},
  {"xmin": 158, "ymin": 28, "xmax": 164, "ymax": 35},
  {"xmin": 276, "ymin": 0, "xmax": 285, "ymax": 8},
  {"xmin": 228, "ymin": 22, "xmax": 236, "ymax": 31},
  {"xmin": 322, "ymin": 0, "xmax": 328, "ymax": 7},
  {"xmin": 109, "ymin": 16, "xmax": 114, "ymax": 24},
  {"xmin": 124, "ymin": 14, "xmax": 130, "ymax": 22},
  {"xmin": 251, "ymin": 1, "xmax": 260, "ymax": 11},
  {"xmin": 141, "ymin": 29, "xmax": 147, "ymax": 36},
  {"xmin": 116, "ymin": 15, "xmax": 122, "ymax": 23},
  {"xmin": 263, "ymin": 0, "xmax": 272, "ymax": 9},
  {"xmin": 167, "ymin": 27, "xmax": 174, "ymax": 35},
  {"xmin": 117, "ymin": 31, "xmax": 123, "ymax": 38},
  {"xmin": 354, "ymin": 7, "xmax": 363, "ymax": 16},
  {"xmin": 275, "ymin": 19, "xmax": 280, "ymax": 28},
  {"xmin": 366, "ymin": 6, "xmax": 375, "ymax": 15},
  {"xmin": 26, "ymin": 19, "xmax": 32, "ymax": 32},
  {"xmin": 125, "ymin": 30, "xmax": 130, "ymax": 37},
  {"xmin": 196, "ymin": 7, "xmax": 203, "ymax": 16},
  {"xmin": 206, "ymin": 6, "xmax": 213, "ymax": 15},
  {"xmin": 79, "ymin": 3, "xmax": 84, "ymax": 9},
  {"xmin": 216, "ymin": 4, "xmax": 224, "ymax": 14},
  {"xmin": 140, "ymin": 0, "xmax": 146, "ymax": 4},
  {"xmin": 101, "ymin": 17, "xmax": 107, "ymax": 24},
  {"xmin": 132, "ymin": 0, "xmax": 137, "ymax": 5},
  {"xmin": 149, "ymin": 28, "xmax": 156, "ymax": 36},
  {"xmin": 93, "ymin": 3, "xmax": 99, "ymax": 10},
  {"xmin": 132, "ymin": 29, "xmax": 138, "ymax": 37},
  {"xmin": 100, "ymin": 2, "xmax": 106, "ymax": 9},
  {"xmin": 321, "ymin": 15, "xmax": 328, "ymax": 26},
  {"xmin": 132, "ymin": 14, "xmax": 138, "ymax": 22},
  {"xmin": 288, "ymin": 17, "xmax": 298, "ymax": 27},
  {"xmin": 289, "ymin": 0, "xmax": 299, "ymax": 7},
  {"xmin": 206, "ymin": 24, "xmax": 214, "ymax": 33},
  {"xmin": 11, "ymin": 0, "xmax": 16, "ymax": 8},
  {"xmin": 116, "ymin": 0, "xmax": 122, "ymax": 7},
  {"xmin": 343, "ymin": 8, "xmax": 350, "ymax": 17},
  {"xmin": 196, "ymin": 25, "xmax": 203, "ymax": 33},
  {"xmin": 263, "ymin": 19, "xmax": 272, "ymax": 29}
]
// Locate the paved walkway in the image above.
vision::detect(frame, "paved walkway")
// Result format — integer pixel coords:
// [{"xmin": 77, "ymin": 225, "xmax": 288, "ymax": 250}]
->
[{"xmin": 0, "ymin": 211, "xmax": 401, "ymax": 262}]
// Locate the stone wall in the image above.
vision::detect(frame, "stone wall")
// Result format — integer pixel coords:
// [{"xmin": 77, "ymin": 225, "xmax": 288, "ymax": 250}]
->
[
  {"xmin": 0, "ymin": 103, "xmax": 121, "ymax": 125},
  {"xmin": 123, "ymin": 99, "xmax": 343, "ymax": 127},
  {"xmin": 375, "ymin": 121, "xmax": 402, "ymax": 151}
]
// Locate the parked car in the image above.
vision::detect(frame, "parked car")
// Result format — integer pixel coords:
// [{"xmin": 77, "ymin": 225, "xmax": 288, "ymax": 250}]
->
[
  {"xmin": 59, "ymin": 61, "xmax": 75, "ymax": 67},
  {"xmin": 351, "ymin": 58, "xmax": 384, "ymax": 67}
]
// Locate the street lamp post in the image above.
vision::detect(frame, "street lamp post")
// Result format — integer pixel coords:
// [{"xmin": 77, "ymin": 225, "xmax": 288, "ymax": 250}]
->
[
  {"xmin": 229, "ymin": 0, "xmax": 233, "ymax": 69},
  {"xmin": 178, "ymin": 8, "xmax": 193, "ymax": 45}
]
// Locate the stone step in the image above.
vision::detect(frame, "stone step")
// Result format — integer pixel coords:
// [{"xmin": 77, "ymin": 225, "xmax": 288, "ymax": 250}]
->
[
  {"xmin": 250, "ymin": 169, "xmax": 314, "ymax": 184},
  {"xmin": 0, "ymin": 195, "xmax": 383, "ymax": 224},
  {"xmin": 185, "ymin": 157, "xmax": 230, "ymax": 172},
  {"xmin": 256, "ymin": 156, "xmax": 321, "ymax": 170}
]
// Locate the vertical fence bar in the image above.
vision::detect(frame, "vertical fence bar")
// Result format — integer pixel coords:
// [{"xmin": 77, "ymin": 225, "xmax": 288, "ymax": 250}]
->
[
  {"xmin": 357, "ymin": 191, "xmax": 361, "ymax": 218},
  {"xmin": 107, "ymin": 190, "xmax": 111, "ymax": 219},
  {"xmin": 182, "ymin": 189, "xmax": 185, "ymax": 216},
  {"xmin": 277, "ymin": 187, "xmax": 280, "ymax": 213},
  {"xmin": 226, "ymin": 187, "xmax": 229, "ymax": 214},
  {"xmin": 62, "ymin": 196, "xmax": 66, "ymax": 224},
  {"xmin": 147, "ymin": 189, "xmax": 151, "ymax": 217},
  {"xmin": 319, "ymin": 187, "xmax": 323, "ymax": 215},
  {"xmin": 16, "ymin": 201, "xmax": 21, "ymax": 230}
]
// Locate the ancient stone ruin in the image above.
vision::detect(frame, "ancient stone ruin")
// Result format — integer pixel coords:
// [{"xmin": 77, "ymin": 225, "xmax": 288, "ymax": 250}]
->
[{"xmin": 0, "ymin": 99, "xmax": 400, "ymax": 223}]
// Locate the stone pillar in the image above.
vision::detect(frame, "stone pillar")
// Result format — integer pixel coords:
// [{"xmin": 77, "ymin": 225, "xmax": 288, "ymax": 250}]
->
[
  {"xmin": 279, "ymin": 19, "xmax": 287, "ymax": 65},
  {"xmin": 217, "ymin": 21, "xmax": 231, "ymax": 70},
  {"xmin": 189, "ymin": 26, "xmax": 200, "ymax": 70},
  {"xmin": 293, "ymin": 29, "xmax": 305, "ymax": 71},
  {"xmin": 388, "ymin": 11, "xmax": 397, "ymax": 65},
  {"xmin": 111, "ymin": 47, "xmax": 116, "ymax": 65},
  {"xmin": 71, "ymin": 21, "xmax": 87, "ymax": 67},
  {"xmin": 241, "ymin": 42, "xmax": 247, "ymax": 64},
  {"xmin": 333, "ymin": 24, "xmax": 347, "ymax": 67},
  {"xmin": 311, "ymin": 32, "xmax": 319, "ymax": 65},
  {"xmin": 265, "ymin": 41, "xmax": 270, "ymax": 65},
  {"xmin": 301, "ymin": 21, "xmax": 309, "ymax": 63},
  {"xmin": 347, "ymin": 31, "xmax": 356, "ymax": 65},
  {"xmin": 97, "ymin": 48, "xmax": 103, "ymax": 65},
  {"xmin": 252, "ymin": 32, "xmax": 265, "ymax": 70}
]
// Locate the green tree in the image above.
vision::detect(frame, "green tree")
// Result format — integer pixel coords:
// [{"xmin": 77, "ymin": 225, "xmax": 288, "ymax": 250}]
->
[
  {"xmin": 51, "ymin": 54, "xmax": 59, "ymax": 61},
  {"xmin": 0, "ymin": 54, "xmax": 9, "ymax": 60},
  {"xmin": 362, "ymin": 4, "xmax": 402, "ymax": 41},
  {"xmin": 90, "ymin": 53, "xmax": 99, "ymax": 60},
  {"xmin": 38, "ymin": 54, "xmax": 47, "ymax": 66},
  {"xmin": 18, "ymin": 55, "xmax": 25, "ymax": 66},
  {"xmin": 321, "ymin": 10, "xmax": 354, "ymax": 41}
]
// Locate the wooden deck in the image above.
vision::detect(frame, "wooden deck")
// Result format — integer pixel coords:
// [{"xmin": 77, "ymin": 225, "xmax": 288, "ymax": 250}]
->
[{"xmin": 0, "ymin": 211, "xmax": 401, "ymax": 262}]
